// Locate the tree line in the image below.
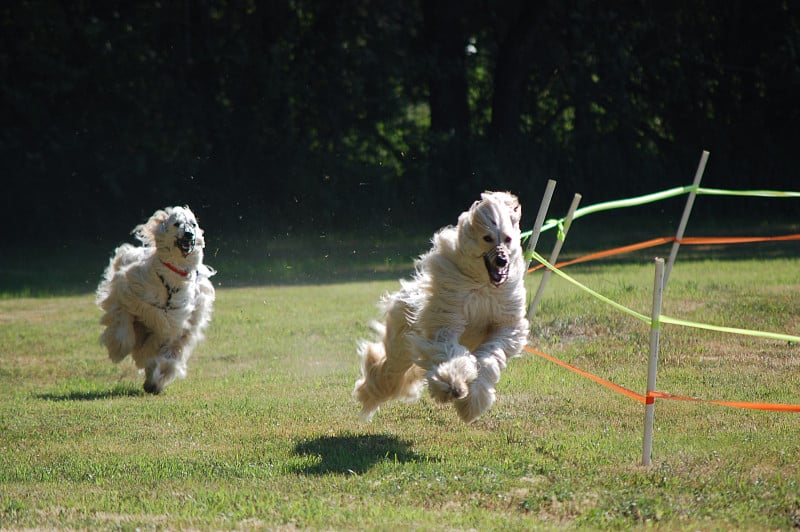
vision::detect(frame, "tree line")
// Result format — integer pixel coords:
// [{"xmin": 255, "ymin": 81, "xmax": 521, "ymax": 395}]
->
[{"xmin": 2, "ymin": 1, "xmax": 798, "ymax": 242}]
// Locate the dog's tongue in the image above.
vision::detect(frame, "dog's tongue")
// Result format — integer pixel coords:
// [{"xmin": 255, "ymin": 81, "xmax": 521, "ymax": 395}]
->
[
  {"xmin": 484, "ymin": 256, "xmax": 508, "ymax": 286},
  {"xmin": 177, "ymin": 236, "xmax": 195, "ymax": 257},
  {"xmin": 490, "ymin": 269, "xmax": 507, "ymax": 286}
]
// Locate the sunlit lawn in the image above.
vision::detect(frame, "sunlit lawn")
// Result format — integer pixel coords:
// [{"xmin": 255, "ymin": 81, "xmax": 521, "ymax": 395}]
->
[{"xmin": 2, "ymin": 229, "xmax": 800, "ymax": 529}]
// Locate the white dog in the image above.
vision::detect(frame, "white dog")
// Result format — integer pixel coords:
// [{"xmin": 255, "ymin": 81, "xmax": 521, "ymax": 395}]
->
[
  {"xmin": 96, "ymin": 206, "xmax": 216, "ymax": 394},
  {"xmin": 354, "ymin": 191, "xmax": 530, "ymax": 423}
]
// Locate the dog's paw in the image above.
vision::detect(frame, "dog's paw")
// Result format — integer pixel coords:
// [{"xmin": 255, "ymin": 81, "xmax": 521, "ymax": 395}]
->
[
  {"xmin": 453, "ymin": 380, "xmax": 496, "ymax": 424},
  {"xmin": 143, "ymin": 355, "xmax": 185, "ymax": 395},
  {"xmin": 453, "ymin": 358, "xmax": 503, "ymax": 423},
  {"xmin": 353, "ymin": 377, "xmax": 377, "ymax": 421},
  {"xmin": 428, "ymin": 376, "xmax": 468, "ymax": 403},
  {"xmin": 427, "ymin": 355, "xmax": 478, "ymax": 403},
  {"xmin": 358, "ymin": 406, "xmax": 377, "ymax": 423},
  {"xmin": 143, "ymin": 379, "xmax": 163, "ymax": 395}
]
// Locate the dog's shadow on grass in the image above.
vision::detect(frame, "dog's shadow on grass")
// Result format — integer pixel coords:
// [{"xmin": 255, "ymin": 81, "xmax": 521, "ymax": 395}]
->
[
  {"xmin": 291, "ymin": 433, "xmax": 433, "ymax": 475},
  {"xmin": 36, "ymin": 383, "xmax": 144, "ymax": 401}
]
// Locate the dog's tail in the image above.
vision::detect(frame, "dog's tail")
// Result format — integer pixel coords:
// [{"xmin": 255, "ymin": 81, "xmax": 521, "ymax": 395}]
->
[{"xmin": 353, "ymin": 339, "xmax": 423, "ymax": 422}]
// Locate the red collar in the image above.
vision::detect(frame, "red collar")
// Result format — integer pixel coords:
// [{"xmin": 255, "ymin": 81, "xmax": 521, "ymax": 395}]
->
[{"xmin": 161, "ymin": 260, "xmax": 190, "ymax": 277}]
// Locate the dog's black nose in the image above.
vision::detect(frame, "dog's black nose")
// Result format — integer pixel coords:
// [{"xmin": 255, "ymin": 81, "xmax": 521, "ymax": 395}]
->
[{"xmin": 495, "ymin": 255, "xmax": 507, "ymax": 267}]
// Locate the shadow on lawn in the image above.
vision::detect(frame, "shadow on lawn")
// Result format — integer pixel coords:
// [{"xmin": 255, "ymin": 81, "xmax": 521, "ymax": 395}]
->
[
  {"xmin": 36, "ymin": 383, "xmax": 144, "ymax": 401},
  {"xmin": 291, "ymin": 433, "xmax": 433, "ymax": 475}
]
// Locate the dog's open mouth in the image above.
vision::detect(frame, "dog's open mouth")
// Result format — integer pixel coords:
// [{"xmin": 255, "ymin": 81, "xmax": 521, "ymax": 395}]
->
[
  {"xmin": 483, "ymin": 247, "xmax": 509, "ymax": 287},
  {"xmin": 177, "ymin": 232, "xmax": 196, "ymax": 257}
]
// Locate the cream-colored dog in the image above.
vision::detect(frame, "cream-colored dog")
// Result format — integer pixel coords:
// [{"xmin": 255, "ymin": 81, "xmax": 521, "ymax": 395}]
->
[
  {"xmin": 354, "ymin": 191, "xmax": 530, "ymax": 423},
  {"xmin": 96, "ymin": 206, "xmax": 216, "ymax": 394}
]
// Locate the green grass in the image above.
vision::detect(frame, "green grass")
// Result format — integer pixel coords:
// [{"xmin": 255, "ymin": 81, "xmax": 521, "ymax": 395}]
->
[{"xmin": 2, "ymin": 231, "xmax": 800, "ymax": 530}]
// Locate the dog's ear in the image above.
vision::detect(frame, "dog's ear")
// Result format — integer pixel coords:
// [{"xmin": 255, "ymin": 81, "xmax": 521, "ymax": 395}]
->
[
  {"xmin": 458, "ymin": 200, "xmax": 481, "ymax": 235},
  {"xmin": 481, "ymin": 191, "xmax": 521, "ymax": 228},
  {"xmin": 456, "ymin": 196, "xmax": 495, "ymax": 253},
  {"xmin": 132, "ymin": 208, "xmax": 170, "ymax": 246},
  {"xmin": 503, "ymin": 193, "xmax": 521, "ymax": 228}
]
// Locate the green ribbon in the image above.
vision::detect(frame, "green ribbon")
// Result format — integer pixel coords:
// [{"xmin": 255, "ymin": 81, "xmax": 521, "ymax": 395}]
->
[
  {"xmin": 522, "ymin": 185, "xmax": 800, "ymax": 240},
  {"xmin": 523, "ymin": 186, "xmax": 693, "ymax": 239},
  {"xmin": 529, "ymin": 250, "xmax": 652, "ymax": 324},
  {"xmin": 698, "ymin": 187, "xmax": 800, "ymax": 199},
  {"xmin": 658, "ymin": 315, "xmax": 800, "ymax": 343},
  {"xmin": 528, "ymin": 250, "xmax": 800, "ymax": 344}
]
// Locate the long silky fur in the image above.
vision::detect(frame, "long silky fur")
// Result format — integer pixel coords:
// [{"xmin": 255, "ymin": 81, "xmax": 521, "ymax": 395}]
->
[
  {"xmin": 96, "ymin": 206, "xmax": 216, "ymax": 394},
  {"xmin": 353, "ymin": 191, "xmax": 530, "ymax": 423}
]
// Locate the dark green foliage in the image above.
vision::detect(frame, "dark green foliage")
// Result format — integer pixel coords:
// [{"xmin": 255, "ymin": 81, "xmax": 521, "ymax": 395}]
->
[{"xmin": 1, "ymin": 1, "xmax": 798, "ymax": 244}]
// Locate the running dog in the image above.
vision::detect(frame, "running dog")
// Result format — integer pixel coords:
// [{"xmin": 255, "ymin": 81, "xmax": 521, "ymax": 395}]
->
[
  {"xmin": 96, "ymin": 206, "xmax": 216, "ymax": 394},
  {"xmin": 354, "ymin": 191, "xmax": 529, "ymax": 423}
]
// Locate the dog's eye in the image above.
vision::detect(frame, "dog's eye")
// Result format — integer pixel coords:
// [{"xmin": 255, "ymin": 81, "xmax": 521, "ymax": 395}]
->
[
  {"xmin": 173, "ymin": 222, "xmax": 181, "ymax": 227},
  {"xmin": 504, "ymin": 236, "xmax": 512, "ymax": 244},
  {"xmin": 482, "ymin": 235, "xmax": 493, "ymax": 243}
]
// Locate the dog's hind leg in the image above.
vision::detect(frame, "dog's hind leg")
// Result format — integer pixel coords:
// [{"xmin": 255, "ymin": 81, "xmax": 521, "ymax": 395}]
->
[{"xmin": 353, "ymin": 340, "xmax": 424, "ymax": 421}]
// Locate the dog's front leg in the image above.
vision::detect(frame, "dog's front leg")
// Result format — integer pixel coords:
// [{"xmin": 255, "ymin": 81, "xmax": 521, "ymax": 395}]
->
[
  {"xmin": 120, "ymin": 289, "xmax": 174, "ymax": 339},
  {"xmin": 473, "ymin": 323, "xmax": 529, "ymax": 376},
  {"xmin": 143, "ymin": 342, "xmax": 187, "ymax": 394},
  {"xmin": 424, "ymin": 327, "xmax": 479, "ymax": 404},
  {"xmin": 99, "ymin": 303, "xmax": 136, "ymax": 362},
  {"xmin": 454, "ymin": 324, "xmax": 529, "ymax": 423}
]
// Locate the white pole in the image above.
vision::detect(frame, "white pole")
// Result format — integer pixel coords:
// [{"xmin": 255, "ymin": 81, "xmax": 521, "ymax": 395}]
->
[
  {"xmin": 525, "ymin": 179, "xmax": 557, "ymax": 272},
  {"xmin": 663, "ymin": 150, "xmax": 709, "ymax": 289},
  {"xmin": 528, "ymin": 193, "xmax": 582, "ymax": 320},
  {"xmin": 642, "ymin": 257, "xmax": 665, "ymax": 466}
]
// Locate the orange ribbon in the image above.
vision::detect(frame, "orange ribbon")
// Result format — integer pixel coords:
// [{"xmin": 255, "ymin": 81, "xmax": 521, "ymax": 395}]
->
[
  {"xmin": 678, "ymin": 234, "xmax": 800, "ymax": 245},
  {"xmin": 524, "ymin": 345, "xmax": 800, "ymax": 413},
  {"xmin": 524, "ymin": 346, "xmax": 647, "ymax": 404},
  {"xmin": 647, "ymin": 391, "xmax": 800, "ymax": 412},
  {"xmin": 528, "ymin": 233, "xmax": 800, "ymax": 274},
  {"xmin": 525, "ymin": 233, "xmax": 800, "ymax": 412}
]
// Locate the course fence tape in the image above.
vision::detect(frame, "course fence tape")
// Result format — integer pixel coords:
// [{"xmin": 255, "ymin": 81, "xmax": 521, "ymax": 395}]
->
[
  {"xmin": 697, "ymin": 187, "xmax": 800, "ymax": 199},
  {"xmin": 523, "ymin": 345, "xmax": 647, "ymax": 404},
  {"xmin": 522, "ymin": 185, "xmax": 800, "ymax": 240},
  {"xmin": 523, "ymin": 346, "xmax": 800, "ymax": 412},
  {"xmin": 528, "ymin": 237, "xmax": 673, "ymax": 272},
  {"xmin": 527, "ymin": 250, "xmax": 800, "ymax": 344},
  {"xmin": 523, "ymin": 184, "xmax": 800, "ymax": 413},
  {"xmin": 527, "ymin": 234, "xmax": 800, "ymax": 273},
  {"xmin": 647, "ymin": 391, "xmax": 800, "ymax": 412},
  {"xmin": 680, "ymin": 234, "xmax": 800, "ymax": 245}
]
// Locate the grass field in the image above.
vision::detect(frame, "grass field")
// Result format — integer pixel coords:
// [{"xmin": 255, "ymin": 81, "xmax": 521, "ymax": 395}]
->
[{"xmin": 2, "ymin": 225, "xmax": 800, "ymax": 530}]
